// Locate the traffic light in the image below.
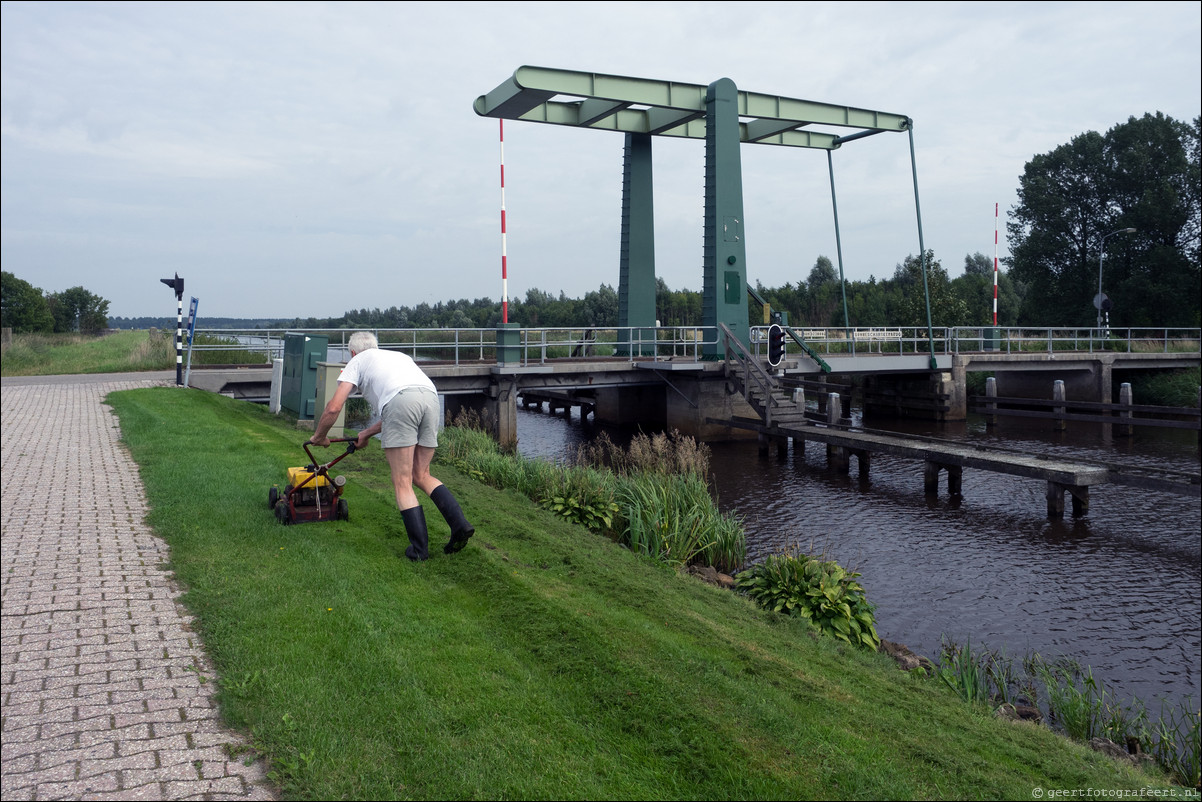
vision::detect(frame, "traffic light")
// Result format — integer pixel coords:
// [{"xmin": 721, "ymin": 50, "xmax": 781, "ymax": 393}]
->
[
  {"xmin": 767, "ymin": 323, "xmax": 785, "ymax": 367},
  {"xmin": 160, "ymin": 273, "xmax": 184, "ymax": 299}
]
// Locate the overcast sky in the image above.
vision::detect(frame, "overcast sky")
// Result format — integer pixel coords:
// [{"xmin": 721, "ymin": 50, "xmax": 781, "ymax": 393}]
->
[{"xmin": 2, "ymin": 1, "xmax": 1199, "ymax": 321}]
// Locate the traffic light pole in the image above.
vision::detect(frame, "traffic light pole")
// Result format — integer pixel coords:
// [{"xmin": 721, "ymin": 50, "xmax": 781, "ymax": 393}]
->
[{"xmin": 160, "ymin": 274, "xmax": 185, "ymax": 386}]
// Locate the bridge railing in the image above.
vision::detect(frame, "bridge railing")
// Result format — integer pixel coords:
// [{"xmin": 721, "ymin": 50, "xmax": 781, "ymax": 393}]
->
[
  {"xmin": 750, "ymin": 326, "xmax": 956, "ymax": 357},
  {"xmin": 949, "ymin": 327, "xmax": 1202, "ymax": 355},
  {"xmin": 748, "ymin": 326, "xmax": 1201, "ymax": 359},
  {"xmin": 190, "ymin": 325, "xmax": 1201, "ymax": 366},
  {"xmin": 189, "ymin": 326, "xmax": 721, "ymax": 366}
]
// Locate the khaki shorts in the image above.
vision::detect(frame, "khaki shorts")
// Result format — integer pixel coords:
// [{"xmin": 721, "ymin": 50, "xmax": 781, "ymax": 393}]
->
[{"xmin": 380, "ymin": 388, "xmax": 440, "ymax": 449}]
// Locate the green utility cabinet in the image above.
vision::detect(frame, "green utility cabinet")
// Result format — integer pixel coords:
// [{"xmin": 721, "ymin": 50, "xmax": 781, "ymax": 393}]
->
[{"xmin": 281, "ymin": 333, "xmax": 329, "ymax": 420}]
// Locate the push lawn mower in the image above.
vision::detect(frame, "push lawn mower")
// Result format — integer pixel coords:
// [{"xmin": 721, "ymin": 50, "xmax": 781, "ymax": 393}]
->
[{"xmin": 269, "ymin": 438, "xmax": 358, "ymax": 525}]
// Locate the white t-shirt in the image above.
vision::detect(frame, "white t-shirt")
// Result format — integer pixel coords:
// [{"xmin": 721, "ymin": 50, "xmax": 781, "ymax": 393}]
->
[{"xmin": 337, "ymin": 348, "xmax": 436, "ymax": 414}]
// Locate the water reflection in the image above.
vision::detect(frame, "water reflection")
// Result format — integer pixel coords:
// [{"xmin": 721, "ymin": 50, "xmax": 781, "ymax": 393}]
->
[{"xmin": 515, "ymin": 404, "xmax": 1201, "ymax": 717}]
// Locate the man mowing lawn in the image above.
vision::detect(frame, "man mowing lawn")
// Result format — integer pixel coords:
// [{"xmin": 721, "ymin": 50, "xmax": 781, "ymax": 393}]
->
[{"xmin": 309, "ymin": 331, "xmax": 474, "ymax": 560}]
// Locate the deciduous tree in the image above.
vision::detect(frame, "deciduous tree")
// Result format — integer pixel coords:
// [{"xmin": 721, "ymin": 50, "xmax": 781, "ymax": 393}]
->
[{"xmin": 1007, "ymin": 113, "xmax": 1200, "ymax": 326}]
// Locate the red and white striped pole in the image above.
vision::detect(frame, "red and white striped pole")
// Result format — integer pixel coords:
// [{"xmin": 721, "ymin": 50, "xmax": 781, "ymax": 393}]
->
[
  {"xmin": 499, "ymin": 119, "xmax": 509, "ymax": 324},
  {"xmin": 993, "ymin": 202, "xmax": 999, "ymax": 326}
]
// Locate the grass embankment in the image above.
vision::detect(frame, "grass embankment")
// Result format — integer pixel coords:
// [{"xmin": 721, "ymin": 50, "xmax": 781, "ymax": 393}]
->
[
  {"xmin": 1, "ymin": 330, "xmax": 267, "ymax": 376},
  {"xmin": 1, "ymin": 330, "xmax": 174, "ymax": 375},
  {"xmin": 105, "ymin": 388, "xmax": 1179, "ymax": 800}
]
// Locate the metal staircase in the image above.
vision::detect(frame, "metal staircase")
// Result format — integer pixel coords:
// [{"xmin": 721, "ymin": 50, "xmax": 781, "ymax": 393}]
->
[{"xmin": 718, "ymin": 324, "xmax": 808, "ymax": 429}]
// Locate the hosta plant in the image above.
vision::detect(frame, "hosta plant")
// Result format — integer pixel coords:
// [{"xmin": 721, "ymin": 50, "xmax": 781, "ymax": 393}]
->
[{"xmin": 736, "ymin": 550, "xmax": 880, "ymax": 650}]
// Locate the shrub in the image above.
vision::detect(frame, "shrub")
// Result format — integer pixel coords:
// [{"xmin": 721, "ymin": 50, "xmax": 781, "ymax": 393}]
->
[
  {"xmin": 735, "ymin": 549, "xmax": 879, "ymax": 650},
  {"xmin": 539, "ymin": 468, "xmax": 620, "ymax": 531}
]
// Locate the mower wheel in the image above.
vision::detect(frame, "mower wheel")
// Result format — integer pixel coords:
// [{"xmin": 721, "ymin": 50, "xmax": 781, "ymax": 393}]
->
[
  {"xmin": 268, "ymin": 486, "xmax": 279, "ymax": 509},
  {"xmin": 336, "ymin": 499, "xmax": 349, "ymax": 522},
  {"xmin": 274, "ymin": 500, "xmax": 291, "ymax": 525}
]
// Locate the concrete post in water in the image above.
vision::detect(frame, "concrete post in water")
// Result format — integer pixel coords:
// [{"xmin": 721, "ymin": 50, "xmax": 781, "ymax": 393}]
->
[
  {"xmin": 852, "ymin": 449, "xmax": 871, "ymax": 481},
  {"xmin": 1047, "ymin": 482, "xmax": 1089, "ymax": 519},
  {"xmin": 946, "ymin": 465, "xmax": 963, "ymax": 495},
  {"xmin": 826, "ymin": 392, "xmax": 848, "ymax": 473},
  {"xmin": 1118, "ymin": 382, "xmax": 1134, "ymax": 437},
  {"xmin": 1053, "ymin": 380, "xmax": 1067, "ymax": 431},
  {"xmin": 923, "ymin": 462, "xmax": 940, "ymax": 495},
  {"xmin": 791, "ymin": 387, "xmax": 807, "ymax": 453},
  {"xmin": 985, "ymin": 376, "xmax": 998, "ymax": 428}
]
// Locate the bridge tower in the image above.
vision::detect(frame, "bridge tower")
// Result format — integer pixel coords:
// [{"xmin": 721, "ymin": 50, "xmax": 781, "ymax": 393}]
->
[
  {"xmin": 474, "ymin": 66, "xmax": 917, "ymax": 359},
  {"xmin": 702, "ymin": 78, "xmax": 749, "ymax": 357}
]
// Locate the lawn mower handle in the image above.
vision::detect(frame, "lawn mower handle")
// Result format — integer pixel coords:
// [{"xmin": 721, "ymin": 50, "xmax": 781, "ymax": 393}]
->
[{"xmin": 303, "ymin": 436, "xmax": 358, "ymax": 468}]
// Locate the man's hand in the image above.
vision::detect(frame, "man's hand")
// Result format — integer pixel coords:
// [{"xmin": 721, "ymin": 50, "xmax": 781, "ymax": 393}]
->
[
  {"xmin": 355, "ymin": 431, "xmax": 372, "ymax": 449},
  {"xmin": 308, "ymin": 435, "xmax": 331, "ymax": 448}
]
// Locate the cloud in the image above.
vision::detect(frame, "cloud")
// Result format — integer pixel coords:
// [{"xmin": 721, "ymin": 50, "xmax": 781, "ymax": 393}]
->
[{"xmin": 2, "ymin": 1, "xmax": 1199, "ymax": 318}]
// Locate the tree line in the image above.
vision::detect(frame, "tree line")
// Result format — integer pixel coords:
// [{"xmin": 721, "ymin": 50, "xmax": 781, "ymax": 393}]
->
[{"xmin": 1, "ymin": 272, "xmax": 111, "ymax": 334}]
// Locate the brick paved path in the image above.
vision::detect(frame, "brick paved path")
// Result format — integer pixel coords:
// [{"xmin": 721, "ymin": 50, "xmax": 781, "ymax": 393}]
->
[{"xmin": 1, "ymin": 376, "xmax": 276, "ymax": 801}]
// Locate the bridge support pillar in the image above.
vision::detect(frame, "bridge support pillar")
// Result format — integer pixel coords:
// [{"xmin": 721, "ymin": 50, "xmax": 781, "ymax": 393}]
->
[
  {"xmin": 851, "ymin": 449, "xmax": 871, "ymax": 481},
  {"xmin": 701, "ymin": 77, "xmax": 749, "ymax": 359},
  {"xmin": 443, "ymin": 381, "xmax": 518, "ymax": 452},
  {"xmin": 758, "ymin": 432, "xmax": 788, "ymax": 459},
  {"xmin": 923, "ymin": 461, "xmax": 962, "ymax": 496},
  {"xmin": 617, "ymin": 133, "xmax": 657, "ymax": 357},
  {"xmin": 1047, "ymin": 481, "xmax": 1089, "ymax": 519}
]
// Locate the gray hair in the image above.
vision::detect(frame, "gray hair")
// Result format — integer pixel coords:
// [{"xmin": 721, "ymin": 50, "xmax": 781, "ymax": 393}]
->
[{"xmin": 348, "ymin": 331, "xmax": 378, "ymax": 353}]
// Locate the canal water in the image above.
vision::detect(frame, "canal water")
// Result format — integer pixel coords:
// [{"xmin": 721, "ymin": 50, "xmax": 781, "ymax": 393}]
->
[{"xmin": 515, "ymin": 405, "xmax": 1202, "ymax": 718}]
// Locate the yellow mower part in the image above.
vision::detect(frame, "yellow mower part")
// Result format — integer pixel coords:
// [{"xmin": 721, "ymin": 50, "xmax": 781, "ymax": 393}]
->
[{"xmin": 287, "ymin": 466, "xmax": 329, "ymax": 489}]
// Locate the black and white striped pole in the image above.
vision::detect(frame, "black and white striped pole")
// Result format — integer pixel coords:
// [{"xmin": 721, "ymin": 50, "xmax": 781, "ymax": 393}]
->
[{"xmin": 160, "ymin": 274, "xmax": 185, "ymax": 386}]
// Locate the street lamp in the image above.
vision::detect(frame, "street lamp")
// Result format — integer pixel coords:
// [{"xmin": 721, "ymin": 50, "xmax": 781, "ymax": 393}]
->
[{"xmin": 1096, "ymin": 227, "xmax": 1136, "ymax": 332}]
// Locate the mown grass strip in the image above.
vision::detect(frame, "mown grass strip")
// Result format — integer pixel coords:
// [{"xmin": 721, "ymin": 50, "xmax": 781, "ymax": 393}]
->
[{"xmin": 107, "ymin": 388, "xmax": 1180, "ymax": 800}]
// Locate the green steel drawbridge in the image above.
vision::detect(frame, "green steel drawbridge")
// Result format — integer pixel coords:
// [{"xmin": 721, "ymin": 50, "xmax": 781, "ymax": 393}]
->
[{"xmin": 475, "ymin": 66, "xmax": 937, "ymax": 366}]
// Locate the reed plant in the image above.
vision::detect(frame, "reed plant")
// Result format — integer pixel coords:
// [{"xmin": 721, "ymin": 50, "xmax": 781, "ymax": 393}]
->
[
  {"xmin": 935, "ymin": 640, "xmax": 1200, "ymax": 789},
  {"xmin": 1027, "ymin": 655, "xmax": 1134, "ymax": 743},
  {"xmin": 1144, "ymin": 700, "xmax": 1201, "ymax": 790},
  {"xmin": 935, "ymin": 639, "xmax": 993, "ymax": 706},
  {"xmin": 437, "ymin": 425, "xmax": 745, "ymax": 572}
]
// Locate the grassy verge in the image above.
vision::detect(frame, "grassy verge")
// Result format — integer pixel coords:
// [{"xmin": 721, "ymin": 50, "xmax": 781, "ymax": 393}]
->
[
  {"xmin": 105, "ymin": 388, "xmax": 1184, "ymax": 800},
  {"xmin": 1, "ymin": 330, "xmax": 174, "ymax": 375},
  {"xmin": 0, "ymin": 330, "xmax": 269, "ymax": 376}
]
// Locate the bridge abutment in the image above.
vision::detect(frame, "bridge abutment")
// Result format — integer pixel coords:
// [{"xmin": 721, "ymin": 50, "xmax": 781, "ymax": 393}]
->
[
  {"xmin": 593, "ymin": 386, "xmax": 665, "ymax": 428},
  {"xmin": 664, "ymin": 375, "xmax": 758, "ymax": 441},
  {"xmin": 861, "ymin": 371, "xmax": 964, "ymax": 422},
  {"xmin": 443, "ymin": 383, "xmax": 518, "ymax": 451},
  {"xmin": 993, "ymin": 358, "xmax": 1115, "ymax": 403}
]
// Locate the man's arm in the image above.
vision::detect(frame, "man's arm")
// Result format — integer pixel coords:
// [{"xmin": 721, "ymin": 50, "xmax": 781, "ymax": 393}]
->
[{"xmin": 309, "ymin": 381, "xmax": 356, "ymax": 446}]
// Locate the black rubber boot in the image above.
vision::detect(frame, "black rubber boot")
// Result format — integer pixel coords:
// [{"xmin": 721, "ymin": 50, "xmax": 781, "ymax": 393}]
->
[
  {"xmin": 431, "ymin": 485, "xmax": 475, "ymax": 554},
  {"xmin": 401, "ymin": 506, "xmax": 429, "ymax": 561}
]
